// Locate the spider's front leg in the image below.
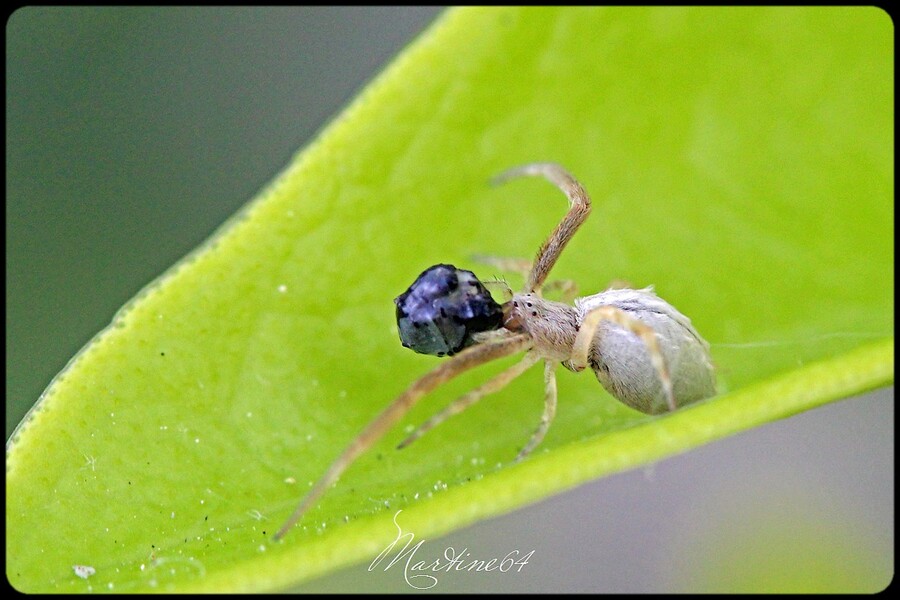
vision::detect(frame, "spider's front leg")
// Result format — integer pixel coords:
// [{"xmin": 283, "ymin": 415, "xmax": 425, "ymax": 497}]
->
[
  {"xmin": 541, "ymin": 279, "xmax": 579, "ymax": 303},
  {"xmin": 471, "ymin": 254, "xmax": 532, "ymax": 281},
  {"xmin": 273, "ymin": 333, "xmax": 532, "ymax": 540},
  {"xmin": 491, "ymin": 163, "xmax": 592, "ymax": 293},
  {"xmin": 472, "ymin": 254, "xmax": 579, "ymax": 302},
  {"xmin": 397, "ymin": 351, "xmax": 541, "ymax": 449}
]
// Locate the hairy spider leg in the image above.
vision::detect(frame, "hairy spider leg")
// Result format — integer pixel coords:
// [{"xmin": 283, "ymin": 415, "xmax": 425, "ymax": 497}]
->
[
  {"xmin": 470, "ymin": 254, "xmax": 533, "ymax": 279},
  {"xmin": 273, "ymin": 333, "xmax": 532, "ymax": 540},
  {"xmin": 540, "ymin": 279, "xmax": 580, "ymax": 303},
  {"xmin": 491, "ymin": 163, "xmax": 592, "ymax": 293},
  {"xmin": 397, "ymin": 351, "xmax": 541, "ymax": 449},
  {"xmin": 481, "ymin": 278, "xmax": 515, "ymax": 302},
  {"xmin": 515, "ymin": 360, "xmax": 559, "ymax": 461},
  {"xmin": 473, "ymin": 254, "xmax": 579, "ymax": 302}
]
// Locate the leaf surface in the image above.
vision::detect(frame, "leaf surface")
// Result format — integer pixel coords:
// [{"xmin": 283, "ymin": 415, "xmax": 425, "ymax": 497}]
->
[{"xmin": 6, "ymin": 7, "xmax": 893, "ymax": 592}]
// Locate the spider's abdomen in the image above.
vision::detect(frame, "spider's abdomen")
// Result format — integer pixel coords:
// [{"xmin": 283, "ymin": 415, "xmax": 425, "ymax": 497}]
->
[
  {"xmin": 577, "ymin": 288, "xmax": 717, "ymax": 414},
  {"xmin": 394, "ymin": 264, "xmax": 503, "ymax": 357}
]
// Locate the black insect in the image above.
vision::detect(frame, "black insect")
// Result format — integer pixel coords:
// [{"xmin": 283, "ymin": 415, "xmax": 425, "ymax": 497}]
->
[{"xmin": 394, "ymin": 264, "xmax": 503, "ymax": 357}]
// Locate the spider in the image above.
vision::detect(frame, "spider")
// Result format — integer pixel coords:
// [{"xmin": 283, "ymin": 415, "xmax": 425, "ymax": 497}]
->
[{"xmin": 274, "ymin": 163, "xmax": 717, "ymax": 540}]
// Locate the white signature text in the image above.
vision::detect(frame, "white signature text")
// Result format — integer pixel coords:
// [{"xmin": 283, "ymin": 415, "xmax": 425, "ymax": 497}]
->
[{"xmin": 368, "ymin": 510, "xmax": 535, "ymax": 590}]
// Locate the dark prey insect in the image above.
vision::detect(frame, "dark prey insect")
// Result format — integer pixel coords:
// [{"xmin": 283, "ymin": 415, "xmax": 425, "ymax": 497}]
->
[
  {"xmin": 274, "ymin": 163, "xmax": 717, "ymax": 540},
  {"xmin": 394, "ymin": 264, "xmax": 503, "ymax": 357}
]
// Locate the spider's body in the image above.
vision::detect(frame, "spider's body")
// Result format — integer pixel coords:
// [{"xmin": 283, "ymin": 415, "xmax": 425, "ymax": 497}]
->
[
  {"xmin": 503, "ymin": 288, "xmax": 716, "ymax": 415},
  {"xmin": 274, "ymin": 163, "xmax": 718, "ymax": 540}
]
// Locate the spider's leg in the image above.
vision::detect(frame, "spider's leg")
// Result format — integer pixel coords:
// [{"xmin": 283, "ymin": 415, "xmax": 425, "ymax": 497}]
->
[
  {"xmin": 482, "ymin": 279, "xmax": 514, "ymax": 302},
  {"xmin": 491, "ymin": 163, "xmax": 591, "ymax": 293},
  {"xmin": 273, "ymin": 333, "xmax": 532, "ymax": 540},
  {"xmin": 472, "ymin": 257, "xmax": 577, "ymax": 302},
  {"xmin": 541, "ymin": 278, "xmax": 579, "ymax": 303},
  {"xmin": 471, "ymin": 254, "xmax": 533, "ymax": 279},
  {"xmin": 569, "ymin": 305, "xmax": 675, "ymax": 412},
  {"xmin": 515, "ymin": 360, "xmax": 558, "ymax": 461},
  {"xmin": 398, "ymin": 351, "xmax": 540, "ymax": 449},
  {"xmin": 471, "ymin": 255, "xmax": 530, "ymax": 299}
]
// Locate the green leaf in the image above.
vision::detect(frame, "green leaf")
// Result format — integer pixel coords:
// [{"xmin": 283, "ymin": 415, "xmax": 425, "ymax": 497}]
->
[{"xmin": 6, "ymin": 6, "xmax": 893, "ymax": 593}]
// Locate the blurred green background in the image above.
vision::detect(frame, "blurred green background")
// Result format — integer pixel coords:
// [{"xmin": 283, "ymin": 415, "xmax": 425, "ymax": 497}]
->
[{"xmin": 6, "ymin": 7, "xmax": 892, "ymax": 592}]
